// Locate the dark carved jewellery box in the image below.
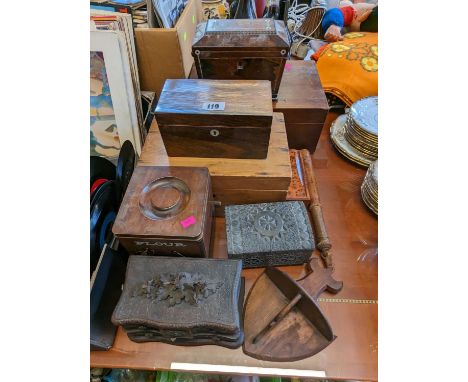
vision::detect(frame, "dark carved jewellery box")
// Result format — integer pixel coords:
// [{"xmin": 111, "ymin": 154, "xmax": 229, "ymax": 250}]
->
[
  {"xmin": 112, "ymin": 166, "xmax": 213, "ymax": 257},
  {"xmin": 112, "ymin": 256, "xmax": 244, "ymax": 348},
  {"xmin": 225, "ymin": 201, "xmax": 315, "ymax": 268},
  {"xmin": 192, "ymin": 18, "xmax": 290, "ymax": 99}
]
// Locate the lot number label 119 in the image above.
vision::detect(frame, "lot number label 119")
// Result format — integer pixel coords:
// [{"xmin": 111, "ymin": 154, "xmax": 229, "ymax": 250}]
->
[{"xmin": 202, "ymin": 102, "xmax": 225, "ymax": 111}]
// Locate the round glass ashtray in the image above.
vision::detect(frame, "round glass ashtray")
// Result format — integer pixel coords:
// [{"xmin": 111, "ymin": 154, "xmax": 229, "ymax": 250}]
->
[{"xmin": 139, "ymin": 176, "xmax": 191, "ymax": 220}]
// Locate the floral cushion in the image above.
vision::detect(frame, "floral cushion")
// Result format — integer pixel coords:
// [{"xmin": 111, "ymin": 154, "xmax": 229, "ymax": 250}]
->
[{"xmin": 313, "ymin": 32, "xmax": 378, "ymax": 106}]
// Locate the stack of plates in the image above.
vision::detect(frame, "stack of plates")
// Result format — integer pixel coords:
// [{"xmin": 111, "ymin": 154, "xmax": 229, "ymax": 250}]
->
[
  {"xmin": 361, "ymin": 160, "xmax": 378, "ymax": 215},
  {"xmin": 330, "ymin": 96, "xmax": 378, "ymax": 167}
]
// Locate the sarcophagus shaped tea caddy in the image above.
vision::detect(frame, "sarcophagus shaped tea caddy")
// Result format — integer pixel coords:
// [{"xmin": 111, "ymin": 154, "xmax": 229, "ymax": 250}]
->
[{"xmin": 192, "ymin": 18, "xmax": 290, "ymax": 99}]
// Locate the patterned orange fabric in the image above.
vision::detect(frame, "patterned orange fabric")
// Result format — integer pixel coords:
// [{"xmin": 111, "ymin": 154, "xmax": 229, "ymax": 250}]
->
[{"xmin": 314, "ymin": 32, "xmax": 378, "ymax": 106}]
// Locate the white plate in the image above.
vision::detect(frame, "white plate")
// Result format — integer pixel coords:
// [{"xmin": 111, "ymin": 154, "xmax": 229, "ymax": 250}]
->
[{"xmin": 350, "ymin": 96, "xmax": 378, "ymax": 135}]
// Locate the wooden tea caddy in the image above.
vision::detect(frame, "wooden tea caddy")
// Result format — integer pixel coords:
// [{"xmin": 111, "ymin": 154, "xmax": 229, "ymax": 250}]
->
[
  {"xmin": 154, "ymin": 79, "xmax": 273, "ymax": 159},
  {"xmin": 243, "ymin": 258, "xmax": 343, "ymax": 362},
  {"xmin": 192, "ymin": 19, "xmax": 290, "ymax": 99}
]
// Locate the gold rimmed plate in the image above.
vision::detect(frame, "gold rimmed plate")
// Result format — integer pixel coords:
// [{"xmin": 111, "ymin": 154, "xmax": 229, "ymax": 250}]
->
[
  {"xmin": 345, "ymin": 124, "xmax": 378, "ymax": 146},
  {"xmin": 363, "ymin": 184, "xmax": 378, "ymax": 203},
  {"xmin": 344, "ymin": 134, "xmax": 378, "ymax": 159},
  {"xmin": 345, "ymin": 124, "xmax": 378, "ymax": 142},
  {"xmin": 346, "ymin": 117, "xmax": 378, "ymax": 140},
  {"xmin": 345, "ymin": 125, "xmax": 378, "ymax": 150},
  {"xmin": 330, "ymin": 115, "xmax": 372, "ymax": 167},
  {"xmin": 361, "ymin": 184, "xmax": 378, "ymax": 215},
  {"xmin": 361, "ymin": 160, "xmax": 378, "ymax": 215},
  {"xmin": 362, "ymin": 192, "xmax": 378, "ymax": 215},
  {"xmin": 364, "ymin": 184, "xmax": 378, "ymax": 200},
  {"xmin": 370, "ymin": 160, "xmax": 378, "ymax": 183},
  {"xmin": 333, "ymin": 136, "xmax": 370, "ymax": 167}
]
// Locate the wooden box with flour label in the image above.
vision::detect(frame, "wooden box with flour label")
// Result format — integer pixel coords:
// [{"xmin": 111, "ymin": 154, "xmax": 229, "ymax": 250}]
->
[
  {"xmin": 154, "ymin": 79, "xmax": 273, "ymax": 159},
  {"xmin": 112, "ymin": 166, "xmax": 213, "ymax": 257}
]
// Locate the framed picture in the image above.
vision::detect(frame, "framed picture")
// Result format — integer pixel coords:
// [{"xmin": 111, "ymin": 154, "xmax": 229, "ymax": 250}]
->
[{"xmin": 90, "ymin": 30, "xmax": 143, "ymax": 162}]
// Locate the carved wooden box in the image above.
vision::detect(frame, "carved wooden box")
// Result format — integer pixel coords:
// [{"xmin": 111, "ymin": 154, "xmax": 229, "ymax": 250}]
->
[
  {"xmin": 225, "ymin": 201, "xmax": 315, "ymax": 268},
  {"xmin": 112, "ymin": 166, "xmax": 213, "ymax": 257},
  {"xmin": 154, "ymin": 79, "xmax": 273, "ymax": 159},
  {"xmin": 192, "ymin": 19, "xmax": 290, "ymax": 99},
  {"xmin": 112, "ymin": 256, "xmax": 244, "ymax": 348}
]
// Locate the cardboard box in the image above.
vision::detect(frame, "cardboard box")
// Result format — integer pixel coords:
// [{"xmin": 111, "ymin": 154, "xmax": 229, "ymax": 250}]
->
[{"xmin": 134, "ymin": 0, "xmax": 202, "ymax": 95}]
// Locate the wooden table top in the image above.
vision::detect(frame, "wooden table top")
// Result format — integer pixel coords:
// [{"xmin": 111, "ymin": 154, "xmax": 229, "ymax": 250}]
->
[{"xmin": 91, "ymin": 112, "xmax": 378, "ymax": 381}]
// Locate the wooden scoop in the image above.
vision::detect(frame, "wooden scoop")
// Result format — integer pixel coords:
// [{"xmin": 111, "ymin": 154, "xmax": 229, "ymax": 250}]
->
[{"xmin": 243, "ymin": 259, "xmax": 343, "ymax": 362}]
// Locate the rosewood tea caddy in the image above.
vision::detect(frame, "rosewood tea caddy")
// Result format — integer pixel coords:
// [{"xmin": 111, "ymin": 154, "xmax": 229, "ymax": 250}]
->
[
  {"xmin": 154, "ymin": 79, "xmax": 273, "ymax": 159},
  {"xmin": 112, "ymin": 166, "xmax": 213, "ymax": 257},
  {"xmin": 192, "ymin": 18, "xmax": 290, "ymax": 99}
]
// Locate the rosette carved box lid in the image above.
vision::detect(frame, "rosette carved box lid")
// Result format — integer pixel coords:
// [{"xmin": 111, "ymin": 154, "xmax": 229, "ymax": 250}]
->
[
  {"xmin": 225, "ymin": 201, "xmax": 315, "ymax": 268},
  {"xmin": 112, "ymin": 256, "xmax": 244, "ymax": 348},
  {"xmin": 192, "ymin": 18, "xmax": 290, "ymax": 99},
  {"xmin": 112, "ymin": 166, "xmax": 213, "ymax": 257}
]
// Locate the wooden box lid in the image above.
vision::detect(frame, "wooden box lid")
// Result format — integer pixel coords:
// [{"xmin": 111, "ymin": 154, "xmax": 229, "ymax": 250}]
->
[
  {"xmin": 112, "ymin": 166, "xmax": 211, "ymax": 240},
  {"xmin": 112, "ymin": 256, "xmax": 243, "ymax": 333},
  {"xmin": 192, "ymin": 19, "xmax": 289, "ymax": 51},
  {"xmin": 155, "ymin": 79, "xmax": 273, "ymax": 128}
]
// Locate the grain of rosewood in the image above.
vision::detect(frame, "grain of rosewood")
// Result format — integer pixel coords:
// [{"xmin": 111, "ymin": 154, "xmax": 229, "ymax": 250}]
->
[
  {"xmin": 155, "ymin": 79, "xmax": 273, "ymax": 159},
  {"xmin": 158, "ymin": 124, "xmax": 270, "ymax": 159},
  {"xmin": 192, "ymin": 19, "xmax": 290, "ymax": 50},
  {"xmin": 192, "ymin": 19, "xmax": 290, "ymax": 97},
  {"xmin": 195, "ymin": 58, "xmax": 285, "ymax": 98},
  {"xmin": 155, "ymin": 79, "xmax": 273, "ymax": 128}
]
